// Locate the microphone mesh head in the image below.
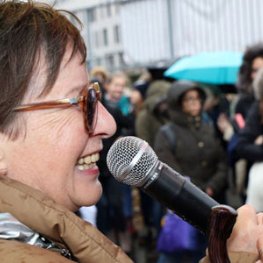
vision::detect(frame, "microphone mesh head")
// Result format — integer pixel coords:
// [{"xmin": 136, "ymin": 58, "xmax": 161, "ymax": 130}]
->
[{"xmin": 106, "ymin": 136, "xmax": 158, "ymax": 186}]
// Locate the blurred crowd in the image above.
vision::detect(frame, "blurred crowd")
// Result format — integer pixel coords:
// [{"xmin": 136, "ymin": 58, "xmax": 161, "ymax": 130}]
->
[{"xmin": 78, "ymin": 42, "xmax": 263, "ymax": 263}]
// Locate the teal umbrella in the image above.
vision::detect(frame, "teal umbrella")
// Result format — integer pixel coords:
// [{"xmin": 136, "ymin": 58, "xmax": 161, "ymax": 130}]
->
[{"xmin": 164, "ymin": 51, "xmax": 242, "ymax": 85}]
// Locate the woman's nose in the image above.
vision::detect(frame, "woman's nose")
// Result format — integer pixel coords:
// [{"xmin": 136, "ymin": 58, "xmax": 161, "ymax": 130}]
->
[{"xmin": 92, "ymin": 102, "xmax": 116, "ymax": 138}]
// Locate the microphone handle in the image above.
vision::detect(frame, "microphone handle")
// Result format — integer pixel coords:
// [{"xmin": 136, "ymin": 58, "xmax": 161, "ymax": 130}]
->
[{"xmin": 142, "ymin": 162, "xmax": 219, "ymax": 233}]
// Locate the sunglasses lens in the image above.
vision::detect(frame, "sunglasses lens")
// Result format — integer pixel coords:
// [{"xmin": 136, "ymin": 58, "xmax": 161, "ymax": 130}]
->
[{"xmin": 86, "ymin": 88, "xmax": 98, "ymax": 132}]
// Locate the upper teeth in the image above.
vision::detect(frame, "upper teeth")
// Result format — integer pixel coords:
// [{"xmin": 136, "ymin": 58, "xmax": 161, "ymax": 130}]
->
[{"xmin": 78, "ymin": 153, "xmax": 99, "ymax": 165}]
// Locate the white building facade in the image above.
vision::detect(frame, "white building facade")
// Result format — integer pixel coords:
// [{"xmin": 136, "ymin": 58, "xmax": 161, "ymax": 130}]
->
[
  {"xmin": 47, "ymin": 0, "xmax": 263, "ymax": 72},
  {"xmin": 53, "ymin": 0, "xmax": 124, "ymax": 71}
]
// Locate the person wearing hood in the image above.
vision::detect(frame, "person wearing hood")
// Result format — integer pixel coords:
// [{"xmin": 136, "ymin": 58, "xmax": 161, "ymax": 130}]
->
[
  {"xmin": 155, "ymin": 80, "xmax": 227, "ymax": 199},
  {"xmin": 154, "ymin": 80, "xmax": 228, "ymax": 263},
  {"xmin": 136, "ymin": 80, "xmax": 171, "ymax": 147}
]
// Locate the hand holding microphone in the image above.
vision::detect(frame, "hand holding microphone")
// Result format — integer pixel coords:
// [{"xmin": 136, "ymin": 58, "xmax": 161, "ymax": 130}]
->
[{"xmin": 107, "ymin": 136, "xmax": 240, "ymax": 262}]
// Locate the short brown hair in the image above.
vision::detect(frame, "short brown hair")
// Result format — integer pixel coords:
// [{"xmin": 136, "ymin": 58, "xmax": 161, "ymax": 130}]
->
[{"xmin": 0, "ymin": 0, "xmax": 86, "ymax": 136}]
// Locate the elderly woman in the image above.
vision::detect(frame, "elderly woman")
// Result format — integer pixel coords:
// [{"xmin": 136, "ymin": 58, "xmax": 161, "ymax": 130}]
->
[
  {"xmin": 0, "ymin": 2, "xmax": 263, "ymax": 263},
  {"xmin": 0, "ymin": 1, "xmax": 131, "ymax": 262}
]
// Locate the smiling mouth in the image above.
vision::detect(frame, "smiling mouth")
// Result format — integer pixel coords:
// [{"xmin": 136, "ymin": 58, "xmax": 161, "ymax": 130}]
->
[{"xmin": 77, "ymin": 153, "xmax": 99, "ymax": 170}]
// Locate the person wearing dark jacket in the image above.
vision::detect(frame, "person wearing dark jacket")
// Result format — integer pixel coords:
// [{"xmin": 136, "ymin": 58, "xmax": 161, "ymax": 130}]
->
[
  {"xmin": 235, "ymin": 43, "xmax": 263, "ymax": 120},
  {"xmin": 235, "ymin": 66, "xmax": 263, "ymax": 162},
  {"xmin": 235, "ymin": 102, "xmax": 263, "ymax": 162},
  {"xmin": 136, "ymin": 80, "xmax": 171, "ymax": 147},
  {"xmin": 155, "ymin": 81, "xmax": 227, "ymax": 199},
  {"xmin": 96, "ymin": 72, "xmax": 135, "ymax": 254},
  {"xmin": 235, "ymin": 68, "xmax": 263, "ymax": 212},
  {"xmin": 154, "ymin": 80, "xmax": 228, "ymax": 263}
]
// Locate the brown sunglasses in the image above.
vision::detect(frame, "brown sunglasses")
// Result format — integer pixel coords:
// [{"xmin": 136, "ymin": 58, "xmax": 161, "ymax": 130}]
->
[{"xmin": 14, "ymin": 82, "xmax": 101, "ymax": 134}]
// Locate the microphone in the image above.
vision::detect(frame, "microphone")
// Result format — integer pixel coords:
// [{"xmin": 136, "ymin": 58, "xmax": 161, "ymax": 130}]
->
[{"xmin": 107, "ymin": 136, "xmax": 226, "ymax": 233}]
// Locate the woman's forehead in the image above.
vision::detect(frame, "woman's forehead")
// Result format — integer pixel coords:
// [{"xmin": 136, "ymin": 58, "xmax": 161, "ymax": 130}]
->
[
  {"xmin": 24, "ymin": 54, "xmax": 87, "ymax": 102},
  {"xmin": 184, "ymin": 89, "xmax": 200, "ymax": 97}
]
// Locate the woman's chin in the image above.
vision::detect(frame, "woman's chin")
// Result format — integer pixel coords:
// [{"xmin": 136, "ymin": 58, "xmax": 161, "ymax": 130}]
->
[{"xmin": 76, "ymin": 183, "xmax": 103, "ymax": 208}]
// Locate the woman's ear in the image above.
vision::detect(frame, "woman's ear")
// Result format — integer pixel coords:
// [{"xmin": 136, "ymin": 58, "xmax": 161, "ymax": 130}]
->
[{"xmin": 0, "ymin": 148, "xmax": 7, "ymax": 176}]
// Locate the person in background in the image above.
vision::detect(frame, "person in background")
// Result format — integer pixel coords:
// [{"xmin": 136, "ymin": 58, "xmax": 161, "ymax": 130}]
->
[
  {"xmin": 135, "ymin": 80, "xmax": 171, "ymax": 238},
  {"xmin": 218, "ymin": 43, "xmax": 263, "ymax": 138},
  {"xmin": 136, "ymin": 80, "xmax": 171, "ymax": 147},
  {"xmin": 90, "ymin": 66, "xmax": 109, "ymax": 86},
  {"xmin": 104, "ymin": 71, "xmax": 135, "ymax": 123},
  {"xmin": 203, "ymin": 86, "xmax": 231, "ymax": 148},
  {"xmin": 130, "ymin": 69, "xmax": 152, "ymax": 116},
  {"xmin": 154, "ymin": 80, "xmax": 227, "ymax": 263},
  {"xmin": 217, "ymin": 43, "xmax": 263, "ymax": 204},
  {"xmin": 236, "ymin": 43, "xmax": 263, "ymax": 117},
  {"xmin": 132, "ymin": 68, "xmax": 152, "ymax": 101},
  {"xmin": 96, "ymin": 71, "xmax": 135, "ymax": 255},
  {"xmin": 218, "ymin": 43, "xmax": 263, "ymax": 142},
  {"xmin": 234, "ymin": 67, "xmax": 263, "ymax": 212},
  {"xmin": 0, "ymin": 1, "xmax": 132, "ymax": 262},
  {"xmin": 90, "ymin": 66, "xmax": 109, "ymax": 97}
]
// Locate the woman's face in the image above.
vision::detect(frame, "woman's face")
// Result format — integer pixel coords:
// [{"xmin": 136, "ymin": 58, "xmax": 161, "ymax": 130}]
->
[
  {"xmin": 3, "ymin": 48, "xmax": 116, "ymax": 211},
  {"xmin": 251, "ymin": 57, "xmax": 263, "ymax": 80},
  {"xmin": 181, "ymin": 89, "xmax": 202, "ymax": 117},
  {"xmin": 106, "ymin": 76, "xmax": 126, "ymax": 102}
]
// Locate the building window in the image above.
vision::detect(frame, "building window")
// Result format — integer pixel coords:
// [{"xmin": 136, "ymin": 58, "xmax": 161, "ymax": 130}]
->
[
  {"xmin": 106, "ymin": 54, "xmax": 114, "ymax": 68},
  {"xmin": 106, "ymin": 3, "xmax": 111, "ymax": 17},
  {"xmin": 118, "ymin": 52, "xmax": 125, "ymax": 66},
  {"xmin": 96, "ymin": 57, "xmax": 102, "ymax": 66},
  {"xmin": 114, "ymin": 3, "xmax": 120, "ymax": 15},
  {"xmin": 103, "ymin": 28, "xmax": 108, "ymax": 46},
  {"xmin": 87, "ymin": 8, "xmax": 96, "ymax": 23},
  {"xmin": 100, "ymin": 6, "xmax": 106, "ymax": 19},
  {"xmin": 94, "ymin": 31, "xmax": 99, "ymax": 47},
  {"xmin": 114, "ymin": 25, "xmax": 120, "ymax": 43}
]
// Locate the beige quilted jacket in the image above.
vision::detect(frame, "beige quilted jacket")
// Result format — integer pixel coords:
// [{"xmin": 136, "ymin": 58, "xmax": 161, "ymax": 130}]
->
[{"xmin": 0, "ymin": 177, "xmax": 133, "ymax": 263}]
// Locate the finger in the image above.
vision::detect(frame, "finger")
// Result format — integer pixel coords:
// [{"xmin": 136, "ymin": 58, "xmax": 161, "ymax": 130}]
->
[
  {"xmin": 227, "ymin": 205, "xmax": 257, "ymax": 249},
  {"xmin": 235, "ymin": 204, "xmax": 258, "ymax": 228},
  {"xmin": 227, "ymin": 204, "xmax": 258, "ymax": 247}
]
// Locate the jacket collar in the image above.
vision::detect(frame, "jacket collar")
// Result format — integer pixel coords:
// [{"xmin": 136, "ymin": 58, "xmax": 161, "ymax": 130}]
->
[{"xmin": 0, "ymin": 212, "xmax": 74, "ymax": 260}]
